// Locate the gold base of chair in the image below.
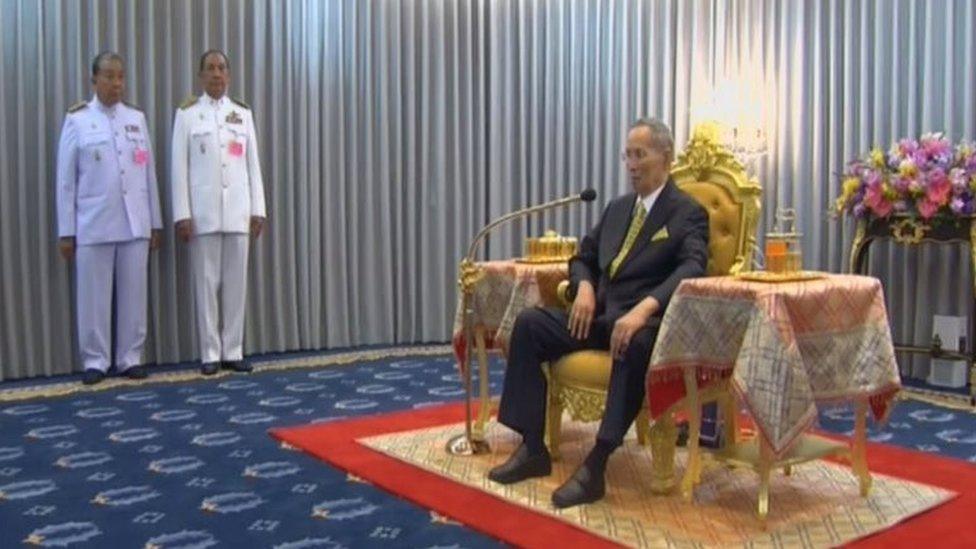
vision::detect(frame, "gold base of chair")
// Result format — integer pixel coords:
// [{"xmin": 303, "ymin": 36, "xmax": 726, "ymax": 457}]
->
[{"xmin": 544, "ymin": 354, "xmax": 650, "ymax": 461}]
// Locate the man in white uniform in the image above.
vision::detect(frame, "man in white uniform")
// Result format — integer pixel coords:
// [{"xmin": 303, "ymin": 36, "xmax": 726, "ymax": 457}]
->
[
  {"xmin": 56, "ymin": 51, "xmax": 163, "ymax": 385},
  {"xmin": 171, "ymin": 49, "xmax": 266, "ymax": 376}
]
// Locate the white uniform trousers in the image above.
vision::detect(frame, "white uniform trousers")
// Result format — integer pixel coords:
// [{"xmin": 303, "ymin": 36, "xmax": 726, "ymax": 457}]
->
[
  {"xmin": 191, "ymin": 233, "xmax": 249, "ymax": 363},
  {"xmin": 75, "ymin": 240, "xmax": 150, "ymax": 373}
]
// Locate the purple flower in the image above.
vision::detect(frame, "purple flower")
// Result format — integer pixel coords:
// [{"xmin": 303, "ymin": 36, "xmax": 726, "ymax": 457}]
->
[
  {"xmin": 951, "ymin": 197, "xmax": 966, "ymax": 215},
  {"xmin": 853, "ymin": 203, "xmax": 867, "ymax": 218},
  {"xmin": 863, "ymin": 169, "xmax": 882, "ymax": 187},
  {"xmin": 966, "ymin": 155, "xmax": 976, "ymax": 171},
  {"xmin": 950, "ymin": 168, "xmax": 968, "ymax": 193}
]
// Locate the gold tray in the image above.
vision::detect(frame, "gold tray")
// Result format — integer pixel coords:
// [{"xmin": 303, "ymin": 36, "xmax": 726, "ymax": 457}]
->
[
  {"xmin": 514, "ymin": 257, "xmax": 571, "ymax": 265},
  {"xmin": 735, "ymin": 270, "xmax": 826, "ymax": 283}
]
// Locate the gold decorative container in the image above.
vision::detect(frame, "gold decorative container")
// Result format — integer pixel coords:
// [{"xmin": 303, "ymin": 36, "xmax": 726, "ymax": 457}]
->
[{"xmin": 519, "ymin": 230, "xmax": 577, "ymax": 264}]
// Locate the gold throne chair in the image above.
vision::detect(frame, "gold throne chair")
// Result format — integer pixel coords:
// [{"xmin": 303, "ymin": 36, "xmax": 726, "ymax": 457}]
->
[{"xmin": 543, "ymin": 125, "xmax": 762, "ymax": 484}]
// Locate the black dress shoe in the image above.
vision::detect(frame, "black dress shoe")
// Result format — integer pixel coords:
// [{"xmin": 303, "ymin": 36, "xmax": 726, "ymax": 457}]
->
[
  {"xmin": 82, "ymin": 369, "xmax": 105, "ymax": 385},
  {"xmin": 124, "ymin": 366, "xmax": 148, "ymax": 380},
  {"xmin": 487, "ymin": 444, "xmax": 551, "ymax": 485},
  {"xmin": 552, "ymin": 464, "xmax": 606, "ymax": 508},
  {"xmin": 200, "ymin": 362, "xmax": 220, "ymax": 376},
  {"xmin": 222, "ymin": 360, "xmax": 253, "ymax": 373}
]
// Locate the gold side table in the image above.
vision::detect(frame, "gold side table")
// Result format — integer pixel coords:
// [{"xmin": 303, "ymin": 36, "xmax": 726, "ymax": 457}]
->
[{"xmin": 850, "ymin": 215, "xmax": 976, "ymax": 406}]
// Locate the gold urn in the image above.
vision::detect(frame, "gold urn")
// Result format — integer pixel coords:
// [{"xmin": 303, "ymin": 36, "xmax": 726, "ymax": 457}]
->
[{"xmin": 520, "ymin": 230, "xmax": 578, "ymax": 264}]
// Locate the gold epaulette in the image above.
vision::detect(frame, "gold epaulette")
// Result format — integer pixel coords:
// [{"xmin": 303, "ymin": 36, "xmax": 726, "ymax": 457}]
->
[
  {"xmin": 230, "ymin": 97, "xmax": 250, "ymax": 110},
  {"xmin": 179, "ymin": 96, "xmax": 199, "ymax": 110},
  {"xmin": 67, "ymin": 101, "xmax": 88, "ymax": 113}
]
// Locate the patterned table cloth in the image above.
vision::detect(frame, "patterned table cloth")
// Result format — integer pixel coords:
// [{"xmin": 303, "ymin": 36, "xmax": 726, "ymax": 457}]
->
[
  {"xmin": 451, "ymin": 260, "xmax": 568, "ymax": 365},
  {"xmin": 646, "ymin": 273, "xmax": 902, "ymax": 454}
]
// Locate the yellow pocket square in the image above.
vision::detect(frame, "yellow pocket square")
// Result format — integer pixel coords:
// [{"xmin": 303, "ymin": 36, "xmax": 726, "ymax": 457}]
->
[{"xmin": 651, "ymin": 227, "xmax": 670, "ymax": 242}]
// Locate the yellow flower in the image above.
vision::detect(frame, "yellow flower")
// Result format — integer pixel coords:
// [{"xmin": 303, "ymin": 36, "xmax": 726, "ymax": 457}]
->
[
  {"xmin": 841, "ymin": 177, "xmax": 860, "ymax": 199},
  {"xmin": 882, "ymin": 182, "xmax": 898, "ymax": 201},
  {"xmin": 869, "ymin": 148, "xmax": 885, "ymax": 168},
  {"xmin": 958, "ymin": 143, "xmax": 974, "ymax": 162},
  {"xmin": 970, "ymin": 175, "xmax": 976, "ymax": 193},
  {"xmin": 899, "ymin": 159, "xmax": 917, "ymax": 177},
  {"xmin": 834, "ymin": 196, "xmax": 847, "ymax": 212}
]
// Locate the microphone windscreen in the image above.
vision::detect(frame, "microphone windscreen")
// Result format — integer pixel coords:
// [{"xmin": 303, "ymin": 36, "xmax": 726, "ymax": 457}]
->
[{"xmin": 579, "ymin": 188, "xmax": 597, "ymax": 202}]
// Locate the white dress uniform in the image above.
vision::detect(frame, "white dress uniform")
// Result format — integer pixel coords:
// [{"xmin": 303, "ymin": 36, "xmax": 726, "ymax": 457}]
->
[
  {"xmin": 170, "ymin": 94, "xmax": 266, "ymax": 364},
  {"xmin": 56, "ymin": 96, "xmax": 163, "ymax": 373}
]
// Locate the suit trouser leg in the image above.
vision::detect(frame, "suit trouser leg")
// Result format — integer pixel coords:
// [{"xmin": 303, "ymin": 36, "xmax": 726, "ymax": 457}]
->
[
  {"xmin": 497, "ymin": 307, "xmax": 603, "ymax": 438},
  {"xmin": 113, "ymin": 239, "xmax": 150, "ymax": 371},
  {"xmin": 595, "ymin": 325, "xmax": 659, "ymax": 447},
  {"xmin": 76, "ymin": 243, "xmax": 115, "ymax": 373},
  {"xmin": 191, "ymin": 234, "xmax": 222, "ymax": 363},
  {"xmin": 219, "ymin": 234, "xmax": 248, "ymax": 361}
]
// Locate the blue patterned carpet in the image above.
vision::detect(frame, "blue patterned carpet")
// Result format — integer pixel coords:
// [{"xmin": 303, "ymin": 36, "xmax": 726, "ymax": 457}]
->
[{"xmin": 0, "ymin": 348, "xmax": 973, "ymax": 548}]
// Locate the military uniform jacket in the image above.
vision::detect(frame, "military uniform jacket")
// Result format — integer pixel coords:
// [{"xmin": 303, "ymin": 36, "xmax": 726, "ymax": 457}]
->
[
  {"xmin": 170, "ymin": 94, "xmax": 266, "ymax": 234},
  {"xmin": 56, "ymin": 96, "xmax": 163, "ymax": 245}
]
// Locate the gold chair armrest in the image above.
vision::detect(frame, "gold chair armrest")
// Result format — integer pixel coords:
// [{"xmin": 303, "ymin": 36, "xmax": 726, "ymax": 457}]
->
[{"xmin": 556, "ymin": 280, "xmax": 573, "ymax": 308}]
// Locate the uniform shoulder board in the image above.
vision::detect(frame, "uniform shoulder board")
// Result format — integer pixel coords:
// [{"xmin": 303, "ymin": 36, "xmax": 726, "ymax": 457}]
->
[
  {"xmin": 230, "ymin": 97, "xmax": 250, "ymax": 110},
  {"xmin": 178, "ymin": 96, "xmax": 199, "ymax": 110},
  {"xmin": 67, "ymin": 101, "xmax": 88, "ymax": 113},
  {"xmin": 123, "ymin": 100, "xmax": 142, "ymax": 111}
]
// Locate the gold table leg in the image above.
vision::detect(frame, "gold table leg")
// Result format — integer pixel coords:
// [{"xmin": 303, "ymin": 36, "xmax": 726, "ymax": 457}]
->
[
  {"xmin": 680, "ymin": 368, "xmax": 702, "ymax": 501},
  {"xmin": 852, "ymin": 400, "xmax": 873, "ymax": 497},
  {"xmin": 757, "ymin": 440, "xmax": 772, "ymax": 528},
  {"xmin": 649, "ymin": 415, "xmax": 678, "ymax": 494},
  {"xmin": 471, "ymin": 328, "xmax": 492, "ymax": 442}
]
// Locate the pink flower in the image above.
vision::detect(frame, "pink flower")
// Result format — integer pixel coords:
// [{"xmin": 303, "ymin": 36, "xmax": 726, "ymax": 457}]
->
[
  {"xmin": 920, "ymin": 133, "xmax": 952, "ymax": 163},
  {"xmin": 863, "ymin": 169, "xmax": 882, "ymax": 187},
  {"xmin": 864, "ymin": 183, "xmax": 893, "ymax": 217},
  {"xmin": 897, "ymin": 139, "xmax": 919, "ymax": 158},
  {"xmin": 917, "ymin": 198, "xmax": 940, "ymax": 219},
  {"xmin": 925, "ymin": 168, "xmax": 952, "ymax": 205}
]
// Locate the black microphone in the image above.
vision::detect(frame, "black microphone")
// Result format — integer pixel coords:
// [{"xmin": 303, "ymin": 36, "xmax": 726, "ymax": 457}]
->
[{"xmin": 464, "ymin": 189, "xmax": 597, "ymax": 261}]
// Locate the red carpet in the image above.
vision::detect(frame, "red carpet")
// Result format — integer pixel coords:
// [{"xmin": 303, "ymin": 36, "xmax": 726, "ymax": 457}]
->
[{"xmin": 270, "ymin": 403, "xmax": 976, "ymax": 548}]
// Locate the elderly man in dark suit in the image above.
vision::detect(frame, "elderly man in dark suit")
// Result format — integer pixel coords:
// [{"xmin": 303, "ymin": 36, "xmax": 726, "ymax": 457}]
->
[{"xmin": 488, "ymin": 118, "xmax": 709, "ymax": 508}]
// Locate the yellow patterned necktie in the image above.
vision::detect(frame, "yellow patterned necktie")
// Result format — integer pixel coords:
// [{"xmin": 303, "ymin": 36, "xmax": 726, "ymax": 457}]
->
[{"xmin": 609, "ymin": 201, "xmax": 647, "ymax": 278}]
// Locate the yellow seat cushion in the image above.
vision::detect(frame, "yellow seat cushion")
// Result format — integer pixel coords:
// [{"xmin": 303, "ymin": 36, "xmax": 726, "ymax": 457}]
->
[{"xmin": 551, "ymin": 350, "xmax": 613, "ymax": 390}]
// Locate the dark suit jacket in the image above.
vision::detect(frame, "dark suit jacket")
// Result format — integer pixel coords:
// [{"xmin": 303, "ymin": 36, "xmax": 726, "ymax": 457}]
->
[{"xmin": 568, "ymin": 178, "xmax": 709, "ymax": 324}]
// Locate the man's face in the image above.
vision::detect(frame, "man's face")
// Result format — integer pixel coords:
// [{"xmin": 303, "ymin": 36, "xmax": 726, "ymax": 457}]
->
[
  {"xmin": 200, "ymin": 52, "xmax": 229, "ymax": 99},
  {"xmin": 623, "ymin": 127, "xmax": 671, "ymax": 195},
  {"xmin": 92, "ymin": 58, "xmax": 125, "ymax": 106}
]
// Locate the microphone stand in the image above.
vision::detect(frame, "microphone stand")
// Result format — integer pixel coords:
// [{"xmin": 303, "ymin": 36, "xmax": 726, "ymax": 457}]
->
[{"xmin": 446, "ymin": 194, "xmax": 591, "ymax": 456}]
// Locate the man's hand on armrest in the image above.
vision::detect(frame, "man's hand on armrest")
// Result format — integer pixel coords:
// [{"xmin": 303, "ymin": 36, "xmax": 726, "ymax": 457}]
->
[
  {"xmin": 567, "ymin": 280, "xmax": 596, "ymax": 340},
  {"xmin": 609, "ymin": 297, "xmax": 659, "ymax": 360}
]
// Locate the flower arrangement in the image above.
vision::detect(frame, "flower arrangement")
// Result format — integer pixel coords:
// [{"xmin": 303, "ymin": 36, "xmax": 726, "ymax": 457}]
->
[{"xmin": 835, "ymin": 133, "xmax": 976, "ymax": 223}]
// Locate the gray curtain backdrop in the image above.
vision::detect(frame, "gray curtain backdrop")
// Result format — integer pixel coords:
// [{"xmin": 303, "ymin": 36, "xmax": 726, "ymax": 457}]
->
[{"xmin": 1, "ymin": 0, "xmax": 973, "ymax": 381}]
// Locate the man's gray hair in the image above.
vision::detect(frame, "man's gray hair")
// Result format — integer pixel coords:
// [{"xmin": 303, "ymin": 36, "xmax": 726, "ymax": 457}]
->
[{"xmin": 630, "ymin": 118, "xmax": 674, "ymax": 158}]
